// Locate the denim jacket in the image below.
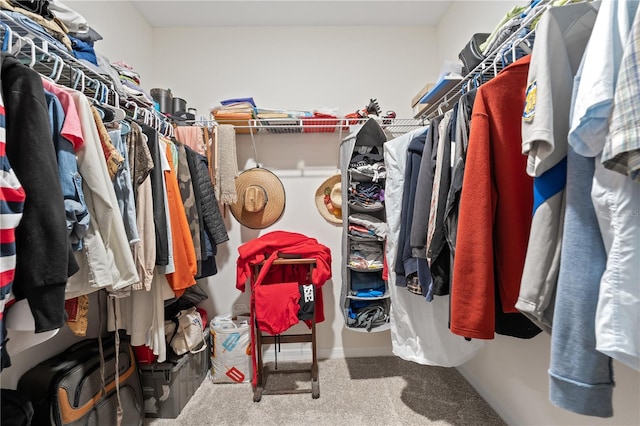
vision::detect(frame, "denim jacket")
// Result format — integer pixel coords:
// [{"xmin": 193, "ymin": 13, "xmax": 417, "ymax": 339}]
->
[{"xmin": 44, "ymin": 89, "xmax": 90, "ymax": 250}]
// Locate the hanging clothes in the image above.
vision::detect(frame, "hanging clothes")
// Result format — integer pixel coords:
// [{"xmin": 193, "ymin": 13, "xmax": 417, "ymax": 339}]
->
[
  {"xmin": 384, "ymin": 127, "xmax": 483, "ymax": 366},
  {"xmin": 141, "ymin": 124, "xmax": 170, "ymax": 267},
  {"xmin": 444, "ymin": 89, "xmax": 477, "ymax": 263},
  {"xmin": 518, "ymin": 1, "xmax": 597, "ymax": 333},
  {"xmin": 424, "ymin": 109, "xmax": 453, "ymax": 300},
  {"xmin": 568, "ymin": 0, "xmax": 640, "ymax": 374},
  {"xmin": 184, "ymin": 145, "xmax": 229, "ymax": 278},
  {"xmin": 65, "ymin": 89, "xmax": 139, "ymax": 298},
  {"xmin": 395, "ymin": 126, "xmax": 428, "ymax": 291},
  {"xmin": 1, "ymin": 52, "xmax": 74, "ymax": 333},
  {"xmin": 126, "ymin": 121, "xmax": 155, "ymax": 291},
  {"xmin": 450, "ymin": 55, "xmax": 541, "ymax": 340},
  {"xmin": 0, "ymin": 63, "xmax": 26, "ymax": 371},
  {"xmin": 175, "ymin": 142, "xmax": 202, "ymax": 273},
  {"xmin": 160, "ymin": 138, "xmax": 197, "ymax": 297},
  {"xmin": 406, "ymin": 116, "xmax": 440, "ymax": 297}
]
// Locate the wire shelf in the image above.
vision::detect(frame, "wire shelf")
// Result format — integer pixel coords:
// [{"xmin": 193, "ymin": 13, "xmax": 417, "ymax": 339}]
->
[
  {"xmin": 414, "ymin": 1, "xmax": 551, "ymax": 121},
  {"xmin": 225, "ymin": 117, "xmax": 425, "ymax": 136}
]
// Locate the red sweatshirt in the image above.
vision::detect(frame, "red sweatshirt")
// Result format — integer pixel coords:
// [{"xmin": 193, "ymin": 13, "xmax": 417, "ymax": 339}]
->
[{"xmin": 236, "ymin": 231, "xmax": 332, "ymax": 385}]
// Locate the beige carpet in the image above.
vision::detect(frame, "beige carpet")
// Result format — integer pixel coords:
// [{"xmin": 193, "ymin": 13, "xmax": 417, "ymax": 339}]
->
[{"xmin": 145, "ymin": 356, "xmax": 505, "ymax": 426}]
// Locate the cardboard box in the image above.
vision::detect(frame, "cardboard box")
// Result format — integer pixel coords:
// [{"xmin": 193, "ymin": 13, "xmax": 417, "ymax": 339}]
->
[
  {"xmin": 413, "ymin": 103, "xmax": 430, "ymax": 119},
  {"xmin": 411, "ymin": 83, "xmax": 435, "ymax": 107}
]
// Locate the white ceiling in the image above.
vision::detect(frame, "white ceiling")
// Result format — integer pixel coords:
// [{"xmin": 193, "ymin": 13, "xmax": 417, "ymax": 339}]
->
[{"xmin": 131, "ymin": 1, "xmax": 452, "ymax": 28}]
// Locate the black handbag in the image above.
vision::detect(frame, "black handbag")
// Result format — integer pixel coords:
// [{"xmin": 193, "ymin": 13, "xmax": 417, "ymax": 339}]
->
[{"xmin": 458, "ymin": 33, "xmax": 490, "ymax": 76}]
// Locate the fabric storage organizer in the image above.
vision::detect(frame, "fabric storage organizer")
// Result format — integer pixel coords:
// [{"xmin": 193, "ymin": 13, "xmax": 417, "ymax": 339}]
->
[{"xmin": 339, "ymin": 118, "xmax": 391, "ymax": 332}]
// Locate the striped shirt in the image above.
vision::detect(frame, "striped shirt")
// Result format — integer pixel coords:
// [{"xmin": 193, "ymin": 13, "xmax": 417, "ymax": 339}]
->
[{"xmin": 0, "ymin": 85, "xmax": 26, "ymax": 366}]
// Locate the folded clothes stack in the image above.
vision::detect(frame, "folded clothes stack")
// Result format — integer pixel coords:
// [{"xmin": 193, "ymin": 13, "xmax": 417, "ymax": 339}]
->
[{"xmin": 112, "ymin": 61, "xmax": 153, "ymax": 107}]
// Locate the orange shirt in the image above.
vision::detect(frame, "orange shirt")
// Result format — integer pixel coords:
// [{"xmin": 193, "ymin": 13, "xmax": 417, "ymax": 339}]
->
[
  {"xmin": 163, "ymin": 139, "xmax": 197, "ymax": 295},
  {"xmin": 450, "ymin": 56, "xmax": 533, "ymax": 340}
]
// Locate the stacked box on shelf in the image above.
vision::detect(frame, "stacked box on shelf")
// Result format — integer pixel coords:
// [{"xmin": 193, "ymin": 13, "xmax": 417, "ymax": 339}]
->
[{"xmin": 138, "ymin": 330, "xmax": 211, "ymax": 419}]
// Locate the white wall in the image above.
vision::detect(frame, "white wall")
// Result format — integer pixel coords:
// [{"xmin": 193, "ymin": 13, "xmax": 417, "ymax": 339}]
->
[
  {"xmin": 434, "ymin": 2, "xmax": 640, "ymax": 426},
  {"xmin": 63, "ymin": 0, "xmax": 154, "ymax": 85},
  {"xmin": 435, "ymin": 0, "xmax": 518, "ymax": 66},
  {"xmin": 148, "ymin": 26, "xmax": 438, "ymax": 119},
  {"xmin": 149, "ymin": 25, "xmax": 439, "ymax": 359}
]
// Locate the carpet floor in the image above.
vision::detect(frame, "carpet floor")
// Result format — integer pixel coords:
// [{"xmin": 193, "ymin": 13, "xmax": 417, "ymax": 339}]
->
[{"xmin": 145, "ymin": 356, "xmax": 505, "ymax": 426}]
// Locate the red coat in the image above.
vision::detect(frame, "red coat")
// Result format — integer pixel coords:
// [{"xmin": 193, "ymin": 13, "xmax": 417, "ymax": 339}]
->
[
  {"xmin": 451, "ymin": 56, "xmax": 533, "ymax": 340},
  {"xmin": 237, "ymin": 230, "xmax": 332, "ymax": 293}
]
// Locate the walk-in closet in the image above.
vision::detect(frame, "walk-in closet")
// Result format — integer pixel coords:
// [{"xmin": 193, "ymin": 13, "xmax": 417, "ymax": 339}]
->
[{"xmin": 0, "ymin": 1, "xmax": 638, "ymax": 425}]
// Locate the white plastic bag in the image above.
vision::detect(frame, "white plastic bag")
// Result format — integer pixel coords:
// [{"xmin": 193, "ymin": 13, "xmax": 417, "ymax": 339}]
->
[{"xmin": 210, "ymin": 305, "xmax": 251, "ymax": 383}]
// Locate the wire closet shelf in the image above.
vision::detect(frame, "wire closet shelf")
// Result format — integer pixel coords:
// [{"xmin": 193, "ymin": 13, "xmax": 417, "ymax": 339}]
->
[
  {"xmin": 415, "ymin": 1, "xmax": 551, "ymax": 121},
  {"xmin": 225, "ymin": 117, "xmax": 426, "ymax": 164},
  {"xmin": 240, "ymin": 117, "xmax": 424, "ymax": 135}
]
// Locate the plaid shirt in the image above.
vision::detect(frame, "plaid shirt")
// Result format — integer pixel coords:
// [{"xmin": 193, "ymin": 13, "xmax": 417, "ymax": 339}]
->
[{"xmin": 604, "ymin": 6, "xmax": 640, "ymax": 182}]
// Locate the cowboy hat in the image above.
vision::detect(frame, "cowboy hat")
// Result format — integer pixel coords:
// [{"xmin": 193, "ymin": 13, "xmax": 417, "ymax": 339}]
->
[
  {"xmin": 229, "ymin": 168, "xmax": 285, "ymax": 229},
  {"xmin": 315, "ymin": 174, "xmax": 342, "ymax": 225}
]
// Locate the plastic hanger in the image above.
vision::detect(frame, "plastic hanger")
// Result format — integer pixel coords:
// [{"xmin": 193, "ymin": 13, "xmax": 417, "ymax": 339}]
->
[
  {"xmin": 71, "ymin": 68, "xmax": 85, "ymax": 92},
  {"xmin": 1, "ymin": 21, "xmax": 13, "ymax": 52},
  {"xmin": 124, "ymin": 100, "xmax": 139, "ymax": 120},
  {"xmin": 47, "ymin": 55, "xmax": 61, "ymax": 81},
  {"xmin": 23, "ymin": 37, "xmax": 36, "ymax": 69}
]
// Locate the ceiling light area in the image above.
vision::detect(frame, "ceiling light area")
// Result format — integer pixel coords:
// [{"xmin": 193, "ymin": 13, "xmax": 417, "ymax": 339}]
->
[{"xmin": 130, "ymin": 1, "xmax": 452, "ymax": 27}]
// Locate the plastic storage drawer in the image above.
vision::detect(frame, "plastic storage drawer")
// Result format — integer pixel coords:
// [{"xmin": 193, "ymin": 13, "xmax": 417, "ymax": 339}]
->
[{"xmin": 138, "ymin": 335, "xmax": 210, "ymax": 418}]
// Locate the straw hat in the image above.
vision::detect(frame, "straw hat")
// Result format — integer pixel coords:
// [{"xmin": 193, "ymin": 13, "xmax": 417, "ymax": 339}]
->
[
  {"xmin": 229, "ymin": 168, "xmax": 286, "ymax": 229},
  {"xmin": 315, "ymin": 174, "xmax": 342, "ymax": 225}
]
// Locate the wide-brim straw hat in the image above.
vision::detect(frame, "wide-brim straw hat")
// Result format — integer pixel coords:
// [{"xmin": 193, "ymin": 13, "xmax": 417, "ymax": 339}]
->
[
  {"xmin": 229, "ymin": 168, "xmax": 286, "ymax": 229},
  {"xmin": 315, "ymin": 174, "xmax": 342, "ymax": 225}
]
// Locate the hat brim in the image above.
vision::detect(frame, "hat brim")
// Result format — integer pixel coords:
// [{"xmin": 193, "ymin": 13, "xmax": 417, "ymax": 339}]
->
[
  {"xmin": 315, "ymin": 174, "xmax": 342, "ymax": 225},
  {"xmin": 229, "ymin": 168, "xmax": 286, "ymax": 229}
]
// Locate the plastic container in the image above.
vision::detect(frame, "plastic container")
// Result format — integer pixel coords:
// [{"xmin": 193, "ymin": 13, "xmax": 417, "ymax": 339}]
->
[
  {"xmin": 150, "ymin": 88, "xmax": 172, "ymax": 114},
  {"xmin": 172, "ymin": 97, "xmax": 187, "ymax": 114},
  {"xmin": 139, "ymin": 330, "xmax": 210, "ymax": 418}
]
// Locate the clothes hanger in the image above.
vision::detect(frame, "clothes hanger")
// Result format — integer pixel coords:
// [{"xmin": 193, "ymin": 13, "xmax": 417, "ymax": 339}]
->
[
  {"xmin": 72, "ymin": 67, "xmax": 86, "ymax": 92},
  {"xmin": 96, "ymin": 82, "xmax": 126, "ymax": 123},
  {"xmin": 124, "ymin": 100, "xmax": 139, "ymax": 120},
  {"xmin": 53, "ymin": 57, "xmax": 65, "ymax": 83},
  {"xmin": 22, "ymin": 37, "xmax": 36, "ymax": 69},
  {"xmin": 0, "ymin": 20, "xmax": 12, "ymax": 52}
]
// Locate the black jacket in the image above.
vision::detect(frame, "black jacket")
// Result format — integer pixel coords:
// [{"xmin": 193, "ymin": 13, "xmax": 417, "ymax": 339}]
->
[
  {"xmin": 141, "ymin": 124, "xmax": 169, "ymax": 265},
  {"xmin": 184, "ymin": 145, "xmax": 229, "ymax": 247},
  {"xmin": 1, "ymin": 52, "xmax": 76, "ymax": 332},
  {"xmin": 394, "ymin": 129, "xmax": 428, "ymax": 287}
]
